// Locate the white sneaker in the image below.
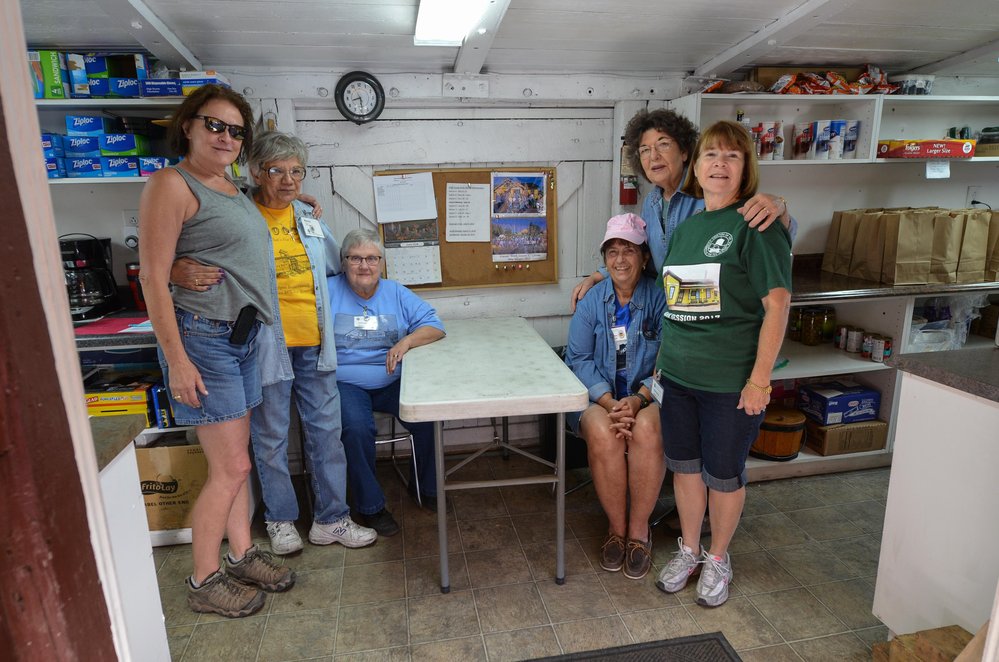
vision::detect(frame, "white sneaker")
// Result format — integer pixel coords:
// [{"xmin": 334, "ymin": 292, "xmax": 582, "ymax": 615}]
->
[
  {"xmin": 656, "ymin": 537, "xmax": 701, "ymax": 594},
  {"xmin": 265, "ymin": 520, "xmax": 304, "ymax": 555},
  {"xmin": 696, "ymin": 551, "xmax": 733, "ymax": 607},
  {"xmin": 309, "ymin": 515, "xmax": 377, "ymax": 548}
]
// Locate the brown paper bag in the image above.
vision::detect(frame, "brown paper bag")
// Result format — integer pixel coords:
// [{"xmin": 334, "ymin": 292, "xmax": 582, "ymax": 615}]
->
[
  {"xmin": 954, "ymin": 209, "xmax": 991, "ymax": 283},
  {"xmin": 881, "ymin": 209, "xmax": 935, "ymax": 285},
  {"xmin": 821, "ymin": 210, "xmax": 842, "ymax": 273},
  {"xmin": 848, "ymin": 211, "xmax": 885, "ymax": 281},
  {"xmin": 834, "ymin": 209, "xmax": 868, "ymax": 276},
  {"xmin": 987, "ymin": 211, "xmax": 999, "ymax": 282},
  {"xmin": 928, "ymin": 212, "xmax": 963, "ymax": 283}
]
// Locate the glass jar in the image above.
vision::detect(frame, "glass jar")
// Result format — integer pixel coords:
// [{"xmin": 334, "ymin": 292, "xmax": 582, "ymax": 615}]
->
[
  {"xmin": 788, "ymin": 307, "xmax": 803, "ymax": 341},
  {"xmin": 801, "ymin": 308, "xmax": 823, "ymax": 346},
  {"xmin": 819, "ymin": 306, "xmax": 836, "ymax": 343}
]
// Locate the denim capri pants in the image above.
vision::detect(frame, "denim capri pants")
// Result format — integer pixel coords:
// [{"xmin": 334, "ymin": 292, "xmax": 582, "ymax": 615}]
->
[
  {"xmin": 658, "ymin": 375, "xmax": 765, "ymax": 492},
  {"xmin": 158, "ymin": 307, "xmax": 263, "ymax": 426}
]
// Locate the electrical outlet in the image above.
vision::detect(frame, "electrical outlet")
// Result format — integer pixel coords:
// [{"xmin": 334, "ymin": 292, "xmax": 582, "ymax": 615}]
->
[
  {"xmin": 122, "ymin": 209, "xmax": 139, "ymax": 249},
  {"xmin": 966, "ymin": 186, "xmax": 983, "ymax": 207}
]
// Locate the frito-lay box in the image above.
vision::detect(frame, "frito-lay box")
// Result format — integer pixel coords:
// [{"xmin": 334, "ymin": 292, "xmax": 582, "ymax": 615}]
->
[
  {"xmin": 137, "ymin": 439, "xmax": 208, "ymax": 531},
  {"xmin": 798, "ymin": 380, "xmax": 880, "ymax": 425}
]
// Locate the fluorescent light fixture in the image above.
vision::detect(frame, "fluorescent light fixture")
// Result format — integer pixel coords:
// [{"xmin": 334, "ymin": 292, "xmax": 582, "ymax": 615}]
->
[{"xmin": 414, "ymin": 0, "xmax": 491, "ymax": 46}]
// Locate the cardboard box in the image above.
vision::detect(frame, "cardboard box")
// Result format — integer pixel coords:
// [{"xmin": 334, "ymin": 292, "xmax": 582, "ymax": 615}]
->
[
  {"xmin": 65, "ymin": 115, "xmax": 117, "ymax": 136},
  {"xmin": 136, "ymin": 442, "xmax": 208, "ymax": 531},
  {"xmin": 101, "ymin": 156, "xmax": 140, "ymax": 177},
  {"xmin": 805, "ymin": 419, "xmax": 888, "ymax": 456},
  {"xmin": 99, "ymin": 133, "xmax": 150, "ymax": 156},
  {"xmin": 28, "ymin": 50, "xmax": 69, "ymax": 99},
  {"xmin": 181, "ymin": 76, "xmax": 231, "ymax": 96},
  {"xmin": 85, "ymin": 370, "xmax": 155, "ymax": 405},
  {"xmin": 64, "ymin": 135, "xmax": 102, "ymax": 157},
  {"xmin": 88, "ymin": 403, "xmax": 153, "ymax": 427},
  {"xmin": 139, "ymin": 79, "xmax": 183, "ymax": 97},
  {"xmin": 66, "ymin": 157, "xmax": 104, "ymax": 178},
  {"xmin": 65, "ymin": 53, "xmax": 90, "ymax": 98},
  {"xmin": 878, "ymin": 139, "xmax": 976, "ymax": 159},
  {"xmin": 798, "ymin": 380, "xmax": 880, "ymax": 425},
  {"xmin": 975, "ymin": 142, "xmax": 999, "ymax": 157}
]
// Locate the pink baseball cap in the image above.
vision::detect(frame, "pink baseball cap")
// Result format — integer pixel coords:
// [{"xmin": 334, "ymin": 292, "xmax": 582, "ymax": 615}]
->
[{"xmin": 601, "ymin": 213, "xmax": 648, "ymax": 249}]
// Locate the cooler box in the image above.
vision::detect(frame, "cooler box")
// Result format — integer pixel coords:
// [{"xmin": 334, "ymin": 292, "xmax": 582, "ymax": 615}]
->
[{"xmin": 798, "ymin": 380, "xmax": 880, "ymax": 425}]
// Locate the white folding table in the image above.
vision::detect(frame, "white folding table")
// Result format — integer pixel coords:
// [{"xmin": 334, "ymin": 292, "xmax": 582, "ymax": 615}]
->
[{"xmin": 398, "ymin": 317, "xmax": 588, "ymax": 592}]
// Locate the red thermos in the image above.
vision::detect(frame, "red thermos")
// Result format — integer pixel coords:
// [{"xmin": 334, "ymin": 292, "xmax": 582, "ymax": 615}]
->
[{"xmin": 126, "ymin": 263, "xmax": 146, "ymax": 311}]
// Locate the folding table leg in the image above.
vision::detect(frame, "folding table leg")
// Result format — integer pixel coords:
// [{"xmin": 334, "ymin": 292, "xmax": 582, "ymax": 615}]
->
[
  {"xmin": 555, "ymin": 411, "xmax": 566, "ymax": 584},
  {"xmin": 435, "ymin": 420, "xmax": 450, "ymax": 593}
]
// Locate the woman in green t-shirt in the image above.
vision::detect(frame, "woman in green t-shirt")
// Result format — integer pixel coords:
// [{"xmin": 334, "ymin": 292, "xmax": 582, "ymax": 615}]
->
[{"xmin": 654, "ymin": 121, "xmax": 792, "ymax": 608}]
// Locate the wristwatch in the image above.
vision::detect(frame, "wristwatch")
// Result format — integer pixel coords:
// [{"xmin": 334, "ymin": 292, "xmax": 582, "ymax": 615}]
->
[{"xmin": 632, "ymin": 392, "xmax": 651, "ymax": 409}]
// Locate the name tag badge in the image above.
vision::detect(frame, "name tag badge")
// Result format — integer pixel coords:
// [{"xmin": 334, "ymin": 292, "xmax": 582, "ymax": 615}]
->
[
  {"xmin": 299, "ymin": 216, "xmax": 324, "ymax": 238},
  {"xmin": 354, "ymin": 315, "xmax": 378, "ymax": 330},
  {"xmin": 650, "ymin": 374, "xmax": 664, "ymax": 405},
  {"xmin": 611, "ymin": 325, "xmax": 628, "ymax": 349}
]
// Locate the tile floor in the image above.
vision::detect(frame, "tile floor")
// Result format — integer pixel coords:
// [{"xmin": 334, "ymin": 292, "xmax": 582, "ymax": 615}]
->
[{"xmin": 156, "ymin": 453, "xmax": 891, "ymax": 661}]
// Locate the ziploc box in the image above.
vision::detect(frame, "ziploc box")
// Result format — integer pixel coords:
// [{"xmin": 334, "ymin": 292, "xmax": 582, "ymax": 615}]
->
[
  {"xmin": 28, "ymin": 50, "xmax": 70, "ymax": 99},
  {"xmin": 101, "ymin": 156, "xmax": 140, "ymax": 177},
  {"xmin": 64, "ymin": 135, "xmax": 102, "ymax": 158},
  {"xmin": 65, "ymin": 53, "xmax": 90, "ymax": 98},
  {"xmin": 139, "ymin": 156, "xmax": 170, "ymax": 176},
  {"xmin": 140, "ymin": 79, "xmax": 183, "ymax": 97},
  {"xmin": 66, "ymin": 115, "xmax": 117, "ymax": 136},
  {"xmin": 798, "ymin": 380, "xmax": 880, "ymax": 425},
  {"xmin": 45, "ymin": 157, "xmax": 67, "ymax": 179},
  {"xmin": 99, "ymin": 133, "xmax": 150, "ymax": 156},
  {"xmin": 67, "ymin": 157, "xmax": 104, "ymax": 178},
  {"xmin": 41, "ymin": 133, "xmax": 64, "ymax": 158}
]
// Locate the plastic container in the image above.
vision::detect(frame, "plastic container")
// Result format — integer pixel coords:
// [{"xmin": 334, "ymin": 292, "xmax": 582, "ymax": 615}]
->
[{"xmin": 889, "ymin": 74, "xmax": 934, "ymax": 95}]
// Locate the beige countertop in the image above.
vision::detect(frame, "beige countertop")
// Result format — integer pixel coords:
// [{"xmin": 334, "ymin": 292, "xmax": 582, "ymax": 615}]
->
[{"xmin": 90, "ymin": 414, "xmax": 146, "ymax": 472}]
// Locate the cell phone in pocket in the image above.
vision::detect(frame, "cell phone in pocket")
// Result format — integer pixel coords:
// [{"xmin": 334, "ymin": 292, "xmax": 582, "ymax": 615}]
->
[{"xmin": 229, "ymin": 305, "xmax": 257, "ymax": 345}]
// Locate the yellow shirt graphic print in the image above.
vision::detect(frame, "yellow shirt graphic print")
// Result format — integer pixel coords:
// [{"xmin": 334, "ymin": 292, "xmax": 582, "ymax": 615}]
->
[{"xmin": 258, "ymin": 203, "xmax": 320, "ymax": 346}]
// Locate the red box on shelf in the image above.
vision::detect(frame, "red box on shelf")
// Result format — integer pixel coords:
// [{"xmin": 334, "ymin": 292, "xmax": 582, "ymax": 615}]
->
[{"xmin": 877, "ymin": 139, "xmax": 976, "ymax": 159}]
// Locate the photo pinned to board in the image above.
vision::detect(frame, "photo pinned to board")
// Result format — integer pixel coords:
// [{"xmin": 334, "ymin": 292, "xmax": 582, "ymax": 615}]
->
[
  {"xmin": 491, "ymin": 172, "xmax": 546, "ymax": 217},
  {"xmin": 491, "ymin": 216, "xmax": 548, "ymax": 262}
]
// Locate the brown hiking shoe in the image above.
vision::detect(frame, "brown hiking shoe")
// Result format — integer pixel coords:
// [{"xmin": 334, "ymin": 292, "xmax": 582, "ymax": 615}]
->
[
  {"xmin": 225, "ymin": 545, "xmax": 296, "ymax": 592},
  {"xmin": 600, "ymin": 533, "xmax": 626, "ymax": 572},
  {"xmin": 187, "ymin": 570, "xmax": 265, "ymax": 618}
]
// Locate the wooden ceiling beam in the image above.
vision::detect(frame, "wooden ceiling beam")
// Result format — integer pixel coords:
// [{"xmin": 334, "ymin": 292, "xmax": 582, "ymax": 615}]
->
[
  {"xmin": 909, "ymin": 37, "xmax": 999, "ymax": 75},
  {"xmin": 91, "ymin": 0, "xmax": 200, "ymax": 70},
  {"xmin": 693, "ymin": 0, "xmax": 859, "ymax": 79},
  {"xmin": 453, "ymin": 0, "xmax": 512, "ymax": 75}
]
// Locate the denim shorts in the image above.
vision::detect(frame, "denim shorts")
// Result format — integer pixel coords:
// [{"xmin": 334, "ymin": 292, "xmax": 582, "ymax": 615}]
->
[
  {"xmin": 658, "ymin": 376, "xmax": 764, "ymax": 492},
  {"xmin": 158, "ymin": 308, "xmax": 262, "ymax": 426}
]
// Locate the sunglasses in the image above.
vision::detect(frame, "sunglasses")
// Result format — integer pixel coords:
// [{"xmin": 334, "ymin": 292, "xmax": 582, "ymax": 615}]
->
[{"xmin": 191, "ymin": 115, "xmax": 247, "ymax": 141}]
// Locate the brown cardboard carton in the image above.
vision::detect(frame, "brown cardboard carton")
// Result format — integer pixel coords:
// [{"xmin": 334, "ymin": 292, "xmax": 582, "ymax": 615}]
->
[
  {"xmin": 136, "ymin": 442, "xmax": 207, "ymax": 531},
  {"xmin": 805, "ymin": 419, "xmax": 887, "ymax": 456}
]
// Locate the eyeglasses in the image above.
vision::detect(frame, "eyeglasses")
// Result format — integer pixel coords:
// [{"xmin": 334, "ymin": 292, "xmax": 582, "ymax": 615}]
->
[
  {"xmin": 191, "ymin": 115, "xmax": 247, "ymax": 141},
  {"xmin": 637, "ymin": 138, "xmax": 676, "ymax": 160},
  {"xmin": 345, "ymin": 255, "xmax": 382, "ymax": 266},
  {"xmin": 265, "ymin": 166, "xmax": 307, "ymax": 181}
]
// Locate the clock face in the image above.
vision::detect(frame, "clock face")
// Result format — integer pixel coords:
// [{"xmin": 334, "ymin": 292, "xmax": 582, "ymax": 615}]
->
[{"xmin": 334, "ymin": 71, "xmax": 385, "ymax": 124}]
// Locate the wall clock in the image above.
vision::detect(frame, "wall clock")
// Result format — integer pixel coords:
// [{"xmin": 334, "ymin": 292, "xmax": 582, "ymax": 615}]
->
[{"xmin": 334, "ymin": 71, "xmax": 385, "ymax": 124}]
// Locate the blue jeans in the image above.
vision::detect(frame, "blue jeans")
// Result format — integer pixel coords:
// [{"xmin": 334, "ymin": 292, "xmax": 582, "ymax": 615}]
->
[
  {"xmin": 659, "ymin": 376, "xmax": 764, "ymax": 493},
  {"xmin": 337, "ymin": 379, "xmax": 437, "ymax": 515},
  {"xmin": 250, "ymin": 346, "xmax": 348, "ymax": 524}
]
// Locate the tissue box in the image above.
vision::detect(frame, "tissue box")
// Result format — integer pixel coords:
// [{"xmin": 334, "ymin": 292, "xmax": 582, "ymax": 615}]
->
[
  {"xmin": 28, "ymin": 50, "xmax": 69, "ymax": 99},
  {"xmin": 140, "ymin": 79, "xmax": 183, "ymax": 97},
  {"xmin": 45, "ymin": 157, "xmax": 67, "ymax": 179},
  {"xmin": 41, "ymin": 133, "xmax": 64, "ymax": 158},
  {"xmin": 99, "ymin": 134, "xmax": 150, "ymax": 156},
  {"xmin": 64, "ymin": 135, "xmax": 102, "ymax": 158},
  {"xmin": 101, "ymin": 156, "xmax": 140, "ymax": 177},
  {"xmin": 798, "ymin": 380, "xmax": 880, "ymax": 425},
  {"xmin": 66, "ymin": 157, "xmax": 104, "ymax": 178},
  {"xmin": 139, "ymin": 156, "xmax": 170, "ymax": 176},
  {"xmin": 65, "ymin": 115, "xmax": 117, "ymax": 136}
]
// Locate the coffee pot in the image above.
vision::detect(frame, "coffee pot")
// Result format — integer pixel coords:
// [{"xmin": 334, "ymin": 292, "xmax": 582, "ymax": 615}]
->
[{"xmin": 60, "ymin": 234, "xmax": 121, "ymax": 322}]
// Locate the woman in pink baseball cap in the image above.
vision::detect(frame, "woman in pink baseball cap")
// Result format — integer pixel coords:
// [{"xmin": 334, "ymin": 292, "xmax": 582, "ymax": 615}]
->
[{"xmin": 564, "ymin": 213, "xmax": 666, "ymax": 580}]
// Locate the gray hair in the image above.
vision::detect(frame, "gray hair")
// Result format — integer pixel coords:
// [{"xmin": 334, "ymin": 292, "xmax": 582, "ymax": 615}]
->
[
  {"xmin": 341, "ymin": 228, "xmax": 385, "ymax": 260},
  {"xmin": 248, "ymin": 131, "xmax": 309, "ymax": 174}
]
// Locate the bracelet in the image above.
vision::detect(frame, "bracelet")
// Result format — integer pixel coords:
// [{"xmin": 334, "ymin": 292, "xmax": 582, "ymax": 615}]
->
[
  {"xmin": 776, "ymin": 195, "xmax": 788, "ymax": 215},
  {"xmin": 632, "ymin": 392, "xmax": 650, "ymax": 409},
  {"xmin": 745, "ymin": 379, "xmax": 773, "ymax": 395}
]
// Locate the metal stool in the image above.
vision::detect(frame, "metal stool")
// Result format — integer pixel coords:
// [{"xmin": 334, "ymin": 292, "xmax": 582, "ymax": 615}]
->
[{"xmin": 374, "ymin": 413, "xmax": 421, "ymax": 505}]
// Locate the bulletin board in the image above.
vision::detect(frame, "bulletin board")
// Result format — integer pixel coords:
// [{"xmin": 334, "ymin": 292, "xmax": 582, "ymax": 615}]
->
[{"xmin": 372, "ymin": 167, "xmax": 557, "ymax": 290}]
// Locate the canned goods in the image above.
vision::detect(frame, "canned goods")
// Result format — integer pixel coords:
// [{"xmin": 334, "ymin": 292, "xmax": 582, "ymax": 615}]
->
[
  {"xmin": 788, "ymin": 307, "xmax": 802, "ymax": 341},
  {"xmin": 846, "ymin": 327, "xmax": 865, "ymax": 353},
  {"xmin": 801, "ymin": 308, "xmax": 823, "ymax": 346},
  {"xmin": 861, "ymin": 333, "xmax": 874, "ymax": 358},
  {"xmin": 883, "ymin": 336, "xmax": 893, "ymax": 358},
  {"xmin": 871, "ymin": 336, "xmax": 886, "ymax": 362},
  {"xmin": 837, "ymin": 325, "xmax": 850, "ymax": 350}
]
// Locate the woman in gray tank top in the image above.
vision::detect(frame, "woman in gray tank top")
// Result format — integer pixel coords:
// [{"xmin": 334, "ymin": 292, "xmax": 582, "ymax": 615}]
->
[{"xmin": 138, "ymin": 85, "xmax": 294, "ymax": 619}]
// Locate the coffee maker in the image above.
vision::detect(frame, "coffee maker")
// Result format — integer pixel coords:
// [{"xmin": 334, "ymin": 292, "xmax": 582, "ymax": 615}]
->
[{"xmin": 60, "ymin": 234, "xmax": 121, "ymax": 322}]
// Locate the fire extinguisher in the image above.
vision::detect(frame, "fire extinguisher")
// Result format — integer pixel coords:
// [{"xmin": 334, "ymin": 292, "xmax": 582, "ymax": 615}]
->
[{"xmin": 619, "ymin": 144, "xmax": 638, "ymax": 205}]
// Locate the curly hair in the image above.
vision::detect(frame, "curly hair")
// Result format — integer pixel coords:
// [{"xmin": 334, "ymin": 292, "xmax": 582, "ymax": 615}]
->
[
  {"xmin": 167, "ymin": 84, "xmax": 255, "ymax": 161},
  {"xmin": 681, "ymin": 120, "xmax": 759, "ymax": 201},
  {"xmin": 622, "ymin": 108, "xmax": 700, "ymax": 183}
]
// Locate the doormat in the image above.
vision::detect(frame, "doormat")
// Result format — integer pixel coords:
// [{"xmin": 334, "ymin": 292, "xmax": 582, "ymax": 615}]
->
[{"xmin": 529, "ymin": 632, "xmax": 742, "ymax": 661}]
